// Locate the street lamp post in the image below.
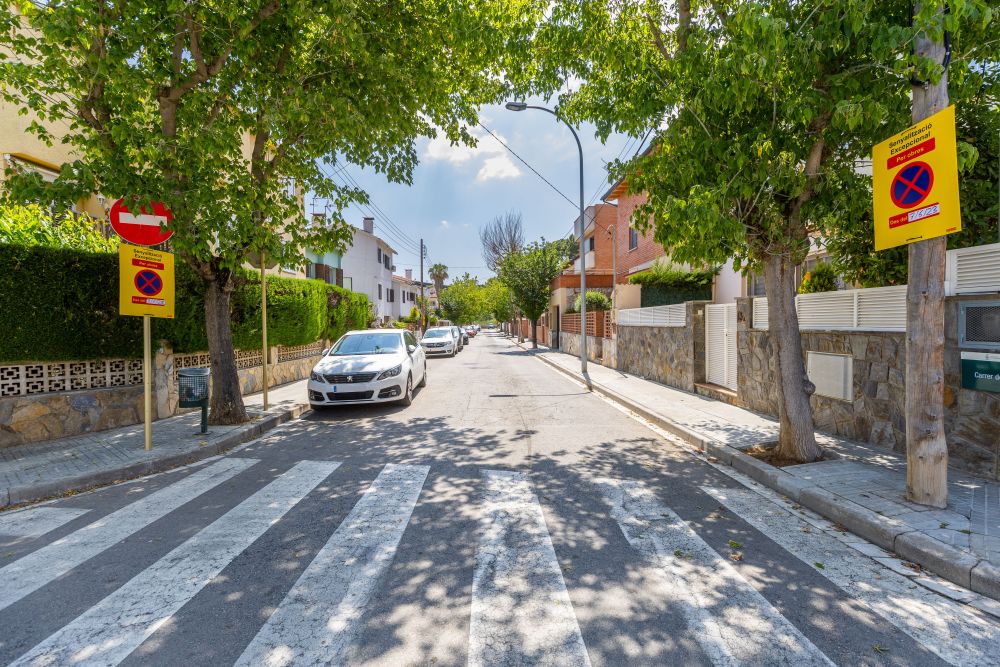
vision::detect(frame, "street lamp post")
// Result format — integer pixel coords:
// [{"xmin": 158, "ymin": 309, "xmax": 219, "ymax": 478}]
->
[{"xmin": 505, "ymin": 101, "xmax": 588, "ymax": 375}]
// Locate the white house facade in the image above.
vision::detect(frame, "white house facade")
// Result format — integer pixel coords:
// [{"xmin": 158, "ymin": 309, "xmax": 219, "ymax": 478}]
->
[{"xmin": 341, "ymin": 217, "xmax": 397, "ymax": 324}]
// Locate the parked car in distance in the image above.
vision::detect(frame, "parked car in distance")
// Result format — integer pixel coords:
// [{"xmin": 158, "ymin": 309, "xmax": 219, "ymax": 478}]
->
[
  {"xmin": 465, "ymin": 326, "xmax": 477, "ymax": 338},
  {"xmin": 308, "ymin": 329, "xmax": 426, "ymax": 408},
  {"xmin": 451, "ymin": 326, "xmax": 466, "ymax": 349},
  {"xmin": 419, "ymin": 326, "xmax": 459, "ymax": 357}
]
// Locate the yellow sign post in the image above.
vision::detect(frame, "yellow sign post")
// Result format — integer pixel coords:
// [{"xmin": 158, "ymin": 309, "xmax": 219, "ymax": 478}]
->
[
  {"xmin": 873, "ymin": 105, "xmax": 962, "ymax": 251},
  {"xmin": 119, "ymin": 245, "xmax": 175, "ymax": 450}
]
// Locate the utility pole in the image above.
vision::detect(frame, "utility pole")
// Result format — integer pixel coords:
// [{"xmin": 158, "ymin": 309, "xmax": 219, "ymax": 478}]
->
[
  {"xmin": 419, "ymin": 239, "xmax": 426, "ymax": 332},
  {"xmin": 905, "ymin": 1, "xmax": 950, "ymax": 507}
]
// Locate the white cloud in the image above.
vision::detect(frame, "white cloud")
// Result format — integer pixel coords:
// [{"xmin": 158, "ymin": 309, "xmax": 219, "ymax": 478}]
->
[
  {"xmin": 439, "ymin": 220, "xmax": 450, "ymax": 229},
  {"xmin": 423, "ymin": 128, "xmax": 523, "ymax": 182},
  {"xmin": 477, "ymin": 155, "xmax": 521, "ymax": 182}
]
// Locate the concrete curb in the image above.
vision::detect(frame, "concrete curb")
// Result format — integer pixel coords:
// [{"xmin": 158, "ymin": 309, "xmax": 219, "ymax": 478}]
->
[
  {"xmin": 1, "ymin": 402, "xmax": 310, "ymax": 509},
  {"xmin": 523, "ymin": 340, "xmax": 1000, "ymax": 603}
]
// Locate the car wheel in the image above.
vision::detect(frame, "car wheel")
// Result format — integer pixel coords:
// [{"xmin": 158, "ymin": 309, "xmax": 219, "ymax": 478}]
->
[
  {"xmin": 398, "ymin": 373, "xmax": 413, "ymax": 406},
  {"xmin": 418, "ymin": 363, "xmax": 427, "ymax": 387}
]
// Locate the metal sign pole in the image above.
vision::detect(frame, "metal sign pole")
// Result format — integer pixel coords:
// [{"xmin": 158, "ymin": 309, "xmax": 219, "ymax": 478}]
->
[
  {"xmin": 261, "ymin": 251, "xmax": 269, "ymax": 411},
  {"xmin": 143, "ymin": 314, "xmax": 152, "ymax": 451}
]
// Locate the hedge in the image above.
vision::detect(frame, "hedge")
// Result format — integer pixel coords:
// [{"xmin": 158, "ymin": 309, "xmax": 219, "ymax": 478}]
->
[
  {"xmin": 0, "ymin": 244, "xmax": 369, "ymax": 362},
  {"xmin": 629, "ymin": 266, "xmax": 716, "ymax": 308}
]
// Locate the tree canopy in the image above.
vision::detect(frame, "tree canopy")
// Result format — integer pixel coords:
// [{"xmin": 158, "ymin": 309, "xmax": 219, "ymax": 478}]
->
[{"xmin": 1, "ymin": 0, "xmax": 541, "ymax": 421}]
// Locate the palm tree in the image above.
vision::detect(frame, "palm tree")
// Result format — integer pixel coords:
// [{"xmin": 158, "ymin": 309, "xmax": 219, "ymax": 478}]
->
[{"xmin": 428, "ymin": 263, "xmax": 448, "ymax": 294}]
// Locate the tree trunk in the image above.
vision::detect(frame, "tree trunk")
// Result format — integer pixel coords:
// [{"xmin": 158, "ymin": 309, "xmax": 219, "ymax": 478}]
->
[
  {"xmin": 905, "ymin": 8, "xmax": 949, "ymax": 507},
  {"xmin": 531, "ymin": 318, "xmax": 538, "ymax": 349},
  {"xmin": 764, "ymin": 254, "xmax": 821, "ymax": 462},
  {"xmin": 204, "ymin": 274, "xmax": 249, "ymax": 425}
]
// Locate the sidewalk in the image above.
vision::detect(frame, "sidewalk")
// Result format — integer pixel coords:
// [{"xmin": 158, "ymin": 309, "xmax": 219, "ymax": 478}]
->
[
  {"xmin": 0, "ymin": 380, "xmax": 310, "ymax": 509},
  {"xmin": 514, "ymin": 338, "xmax": 1000, "ymax": 603}
]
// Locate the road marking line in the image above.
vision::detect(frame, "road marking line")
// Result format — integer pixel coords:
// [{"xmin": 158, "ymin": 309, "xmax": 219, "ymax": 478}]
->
[
  {"xmin": 10, "ymin": 460, "xmax": 338, "ymax": 667},
  {"xmin": 702, "ymin": 486, "xmax": 1000, "ymax": 666},
  {"xmin": 0, "ymin": 457, "xmax": 258, "ymax": 612},
  {"xmin": 595, "ymin": 478, "xmax": 833, "ymax": 666},
  {"xmin": 469, "ymin": 470, "xmax": 591, "ymax": 667},
  {"xmin": 234, "ymin": 463, "xmax": 429, "ymax": 667},
  {"xmin": 0, "ymin": 507, "xmax": 90, "ymax": 540}
]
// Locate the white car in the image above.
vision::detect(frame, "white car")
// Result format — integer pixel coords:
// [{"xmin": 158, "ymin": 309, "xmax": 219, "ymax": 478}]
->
[
  {"xmin": 308, "ymin": 329, "xmax": 426, "ymax": 408},
  {"xmin": 419, "ymin": 326, "xmax": 459, "ymax": 357}
]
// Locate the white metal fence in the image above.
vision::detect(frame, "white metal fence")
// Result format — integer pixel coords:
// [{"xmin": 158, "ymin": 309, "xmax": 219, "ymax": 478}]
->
[
  {"xmin": 617, "ymin": 304, "xmax": 687, "ymax": 327},
  {"xmin": 752, "ymin": 285, "xmax": 907, "ymax": 332},
  {"xmin": 947, "ymin": 242, "xmax": 1000, "ymax": 295}
]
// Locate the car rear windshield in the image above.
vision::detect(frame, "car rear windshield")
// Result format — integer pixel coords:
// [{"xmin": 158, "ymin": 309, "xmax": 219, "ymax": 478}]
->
[
  {"xmin": 330, "ymin": 333, "xmax": 402, "ymax": 355},
  {"xmin": 422, "ymin": 329, "xmax": 451, "ymax": 339}
]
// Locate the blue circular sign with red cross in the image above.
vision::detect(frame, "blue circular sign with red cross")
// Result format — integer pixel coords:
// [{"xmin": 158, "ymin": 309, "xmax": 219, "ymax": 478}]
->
[
  {"xmin": 890, "ymin": 161, "xmax": 934, "ymax": 209},
  {"xmin": 134, "ymin": 269, "xmax": 163, "ymax": 297}
]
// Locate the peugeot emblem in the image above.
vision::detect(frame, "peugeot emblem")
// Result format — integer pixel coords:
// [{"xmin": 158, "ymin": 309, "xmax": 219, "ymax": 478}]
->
[{"xmin": 346, "ymin": 375, "xmax": 354, "ymax": 383}]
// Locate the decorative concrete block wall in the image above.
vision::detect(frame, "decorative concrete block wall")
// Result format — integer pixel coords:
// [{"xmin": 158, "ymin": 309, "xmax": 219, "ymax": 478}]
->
[{"xmin": 736, "ymin": 296, "xmax": 1000, "ymax": 479}]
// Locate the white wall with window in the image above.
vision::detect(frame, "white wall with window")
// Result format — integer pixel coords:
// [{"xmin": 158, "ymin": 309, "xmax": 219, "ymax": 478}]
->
[{"xmin": 341, "ymin": 217, "xmax": 396, "ymax": 322}]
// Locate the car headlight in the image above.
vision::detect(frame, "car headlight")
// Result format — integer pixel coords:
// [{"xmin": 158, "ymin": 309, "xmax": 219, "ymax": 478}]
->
[
  {"xmin": 310, "ymin": 371, "xmax": 325, "ymax": 382},
  {"xmin": 376, "ymin": 364, "xmax": 402, "ymax": 381}
]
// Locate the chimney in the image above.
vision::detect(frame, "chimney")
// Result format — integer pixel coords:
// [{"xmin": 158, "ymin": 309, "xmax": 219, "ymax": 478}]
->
[
  {"xmin": 405, "ymin": 269, "xmax": 413, "ymax": 280},
  {"xmin": 362, "ymin": 216, "xmax": 374, "ymax": 234}
]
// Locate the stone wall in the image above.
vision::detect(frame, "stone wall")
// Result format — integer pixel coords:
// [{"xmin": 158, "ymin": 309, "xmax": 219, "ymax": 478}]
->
[
  {"xmin": 615, "ymin": 301, "xmax": 706, "ymax": 392},
  {"xmin": 558, "ymin": 332, "xmax": 604, "ymax": 363},
  {"xmin": 0, "ymin": 385, "xmax": 146, "ymax": 448},
  {"xmin": 1, "ymin": 344, "xmax": 322, "ymax": 449},
  {"xmin": 736, "ymin": 296, "xmax": 1000, "ymax": 479}
]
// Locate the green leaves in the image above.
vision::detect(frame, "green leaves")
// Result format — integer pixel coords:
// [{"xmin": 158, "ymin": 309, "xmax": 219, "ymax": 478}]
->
[{"xmin": 498, "ymin": 240, "xmax": 566, "ymax": 322}]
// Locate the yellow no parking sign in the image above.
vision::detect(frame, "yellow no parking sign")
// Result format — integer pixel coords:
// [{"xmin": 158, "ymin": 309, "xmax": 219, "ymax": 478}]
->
[
  {"xmin": 872, "ymin": 105, "xmax": 962, "ymax": 250},
  {"xmin": 119, "ymin": 244, "xmax": 175, "ymax": 318}
]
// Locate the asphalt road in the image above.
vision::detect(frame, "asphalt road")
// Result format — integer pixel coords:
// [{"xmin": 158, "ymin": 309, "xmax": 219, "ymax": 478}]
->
[{"xmin": 1, "ymin": 332, "xmax": 998, "ymax": 666}]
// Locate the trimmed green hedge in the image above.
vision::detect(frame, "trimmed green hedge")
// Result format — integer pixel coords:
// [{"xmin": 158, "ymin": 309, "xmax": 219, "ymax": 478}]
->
[
  {"xmin": 629, "ymin": 266, "xmax": 716, "ymax": 308},
  {"xmin": 0, "ymin": 244, "xmax": 369, "ymax": 362}
]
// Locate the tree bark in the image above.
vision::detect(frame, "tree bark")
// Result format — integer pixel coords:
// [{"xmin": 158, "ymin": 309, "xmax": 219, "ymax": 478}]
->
[
  {"xmin": 531, "ymin": 318, "xmax": 538, "ymax": 349},
  {"xmin": 905, "ymin": 6, "xmax": 949, "ymax": 507},
  {"xmin": 764, "ymin": 254, "xmax": 821, "ymax": 462},
  {"xmin": 204, "ymin": 273, "xmax": 249, "ymax": 425}
]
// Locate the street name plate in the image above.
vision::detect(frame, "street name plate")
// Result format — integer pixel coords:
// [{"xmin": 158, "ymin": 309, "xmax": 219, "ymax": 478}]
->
[{"xmin": 960, "ymin": 351, "xmax": 1000, "ymax": 393}]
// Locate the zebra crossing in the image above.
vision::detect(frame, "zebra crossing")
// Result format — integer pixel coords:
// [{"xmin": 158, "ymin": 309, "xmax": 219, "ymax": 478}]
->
[{"xmin": 0, "ymin": 456, "xmax": 997, "ymax": 666}]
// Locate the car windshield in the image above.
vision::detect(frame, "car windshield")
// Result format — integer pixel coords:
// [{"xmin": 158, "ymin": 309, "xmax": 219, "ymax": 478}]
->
[
  {"xmin": 422, "ymin": 329, "xmax": 450, "ymax": 339},
  {"xmin": 330, "ymin": 333, "xmax": 402, "ymax": 356}
]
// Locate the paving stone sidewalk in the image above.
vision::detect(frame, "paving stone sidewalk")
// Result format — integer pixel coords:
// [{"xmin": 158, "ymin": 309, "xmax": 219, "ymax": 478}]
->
[
  {"xmin": 0, "ymin": 380, "xmax": 310, "ymax": 508},
  {"xmin": 513, "ymin": 338, "xmax": 1000, "ymax": 600}
]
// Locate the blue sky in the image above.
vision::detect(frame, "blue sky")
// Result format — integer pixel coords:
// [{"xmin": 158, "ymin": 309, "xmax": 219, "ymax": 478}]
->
[{"xmin": 316, "ymin": 102, "xmax": 636, "ymax": 282}]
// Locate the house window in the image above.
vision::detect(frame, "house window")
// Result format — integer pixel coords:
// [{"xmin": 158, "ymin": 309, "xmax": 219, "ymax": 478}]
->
[
  {"xmin": 748, "ymin": 272, "xmax": 767, "ymax": 297},
  {"xmin": 628, "ymin": 227, "xmax": 639, "ymax": 250},
  {"xmin": 377, "ymin": 248, "xmax": 382, "ymax": 263},
  {"xmin": 383, "ymin": 254, "xmax": 390, "ymax": 270},
  {"xmin": 389, "ymin": 288, "xmax": 395, "ymax": 303},
  {"xmin": 378, "ymin": 284, "xmax": 383, "ymax": 300},
  {"xmin": 588, "ymin": 237, "xmax": 595, "ymax": 252}
]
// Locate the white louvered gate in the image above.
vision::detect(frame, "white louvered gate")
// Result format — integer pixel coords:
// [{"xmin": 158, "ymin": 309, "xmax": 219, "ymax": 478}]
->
[{"xmin": 705, "ymin": 303, "xmax": 738, "ymax": 391}]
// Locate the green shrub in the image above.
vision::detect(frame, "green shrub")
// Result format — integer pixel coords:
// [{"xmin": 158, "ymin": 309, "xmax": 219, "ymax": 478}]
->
[
  {"xmin": 798, "ymin": 261, "xmax": 840, "ymax": 294},
  {"xmin": 629, "ymin": 262, "xmax": 716, "ymax": 307},
  {"xmin": 0, "ymin": 203, "xmax": 118, "ymax": 252},
  {"xmin": 0, "ymin": 243, "xmax": 369, "ymax": 361},
  {"xmin": 573, "ymin": 290, "xmax": 612, "ymax": 312}
]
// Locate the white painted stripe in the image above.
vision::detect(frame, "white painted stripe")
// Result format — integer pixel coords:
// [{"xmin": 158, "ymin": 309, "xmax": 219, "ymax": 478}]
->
[
  {"xmin": 117, "ymin": 211, "xmax": 167, "ymax": 227},
  {"xmin": 702, "ymin": 486, "xmax": 1000, "ymax": 667},
  {"xmin": 234, "ymin": 463, "xmax": 428, "ymax": 667},
  {"xmin": 11, "ymin": 460, "xmax": 339, "ymax": 667},
  {"xmin": 0, "ymin": 507, "xmax": 90, "ymax": 540},
  {"xmin": 0, "ymin": 457, "xmax": 258, "ymax": 612},
  {"xmin": 595, "ymin": 478, "xmax": 833, "ymax": 666},
  {"xmin": 468, "ymin": 470, "xmax": 591, "ymax": 667}
]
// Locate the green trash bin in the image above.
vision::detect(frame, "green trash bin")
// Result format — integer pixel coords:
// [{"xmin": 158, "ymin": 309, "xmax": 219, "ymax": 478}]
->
[{"xmin": 178, "ymin": 367, "xmax": 210, "ymax": 433}]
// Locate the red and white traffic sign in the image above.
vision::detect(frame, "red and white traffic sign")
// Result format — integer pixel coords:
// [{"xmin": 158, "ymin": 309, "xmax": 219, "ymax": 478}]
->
[{"xmin": 109, "ymin": 198, "xmax": 174, "ymax": 246}]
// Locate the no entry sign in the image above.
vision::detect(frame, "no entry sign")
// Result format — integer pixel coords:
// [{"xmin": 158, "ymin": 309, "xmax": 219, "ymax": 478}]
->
[
  {"xmin": 872, "ymin": 106, "xmax": 961, "ymax": 250},
  {"xmin": 110, "ymin": 199, "xmax": 174, "ymax": 246},
  {"xmin": 119, "ymin": 245, "xmax": 175, "ymax": 318}
]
